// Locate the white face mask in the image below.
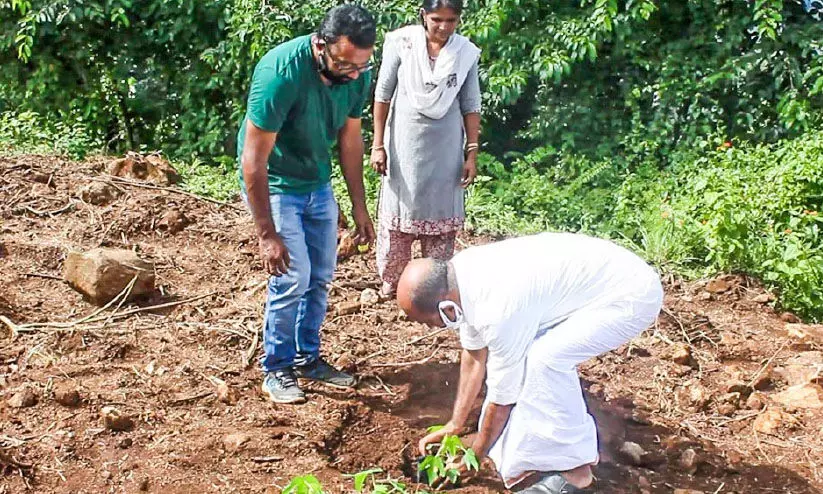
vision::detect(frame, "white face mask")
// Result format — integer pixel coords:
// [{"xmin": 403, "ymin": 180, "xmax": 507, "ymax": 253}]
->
[{"xmin": 438, "ymin": 300, "xmax": 464, "ymax": 329}]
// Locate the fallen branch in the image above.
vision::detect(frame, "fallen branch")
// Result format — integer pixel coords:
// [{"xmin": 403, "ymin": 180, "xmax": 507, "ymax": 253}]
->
[
  {"xmin": 246, "ymin": 323, "xmax": 260, "ymax": 366},
  {"xmin": 356, "ymin": 327, "xmax": 450, "ymax": 365},
  {"xmin": 23, "ymin": 272, "xmax": 64, "ymax": 281},
  {"xmin": 747, "ymin": 338, "xmax": 790, "ymax": 388},
  {"xmin": 0, "ymin": 450, "xmax": 33, "ymax": 470},
  {"xmin": 167, "ymin": 391, "xmax": 212, "ymax": 407},
  {"xmin": 19, "ymin": 201, "xmax": 75, "ymax": 217},
  {"xmin": 93, "ymin": 176, "xmax": 243, "ymax": 211},
  {"xmin": 251, "ymin": 456, "xmax": 284, "ymax": 463},
  {"xmin": 0, "ymin": 316, "xmax": 21, "ymax": 339},
  {"xmin": 17, "ymin": 292, "xmax": 217, "ymax": 332}
]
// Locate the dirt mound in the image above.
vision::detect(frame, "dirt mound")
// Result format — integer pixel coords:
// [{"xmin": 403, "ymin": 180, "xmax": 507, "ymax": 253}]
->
[{"xmin": 1, "ymin": 154, "xmax": 822, "ymax": 493}]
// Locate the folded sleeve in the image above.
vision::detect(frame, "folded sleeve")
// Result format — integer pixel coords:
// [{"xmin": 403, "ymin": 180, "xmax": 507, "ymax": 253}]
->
[
  {"xmin": 458, "ymin": 60, "xmax": 481, "ymax": 115},
  {"xmin": 374, "ymin": 35, "xmax": 401, "ymax": 103},
  {"xmin": 245, "ymin": 65, "xmax": 299, "ymax": 133},
  {"xmin": 459, "ymin": 324, "xmax": 486, "ymax": 351},
  {"xmin": 482, "ymin": 317, "xmax": 536, "ymax": 405}
]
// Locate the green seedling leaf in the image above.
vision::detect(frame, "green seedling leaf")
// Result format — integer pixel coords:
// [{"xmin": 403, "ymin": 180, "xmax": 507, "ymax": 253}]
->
[
  {"xmin": 283, "ymin": 474, "xmax": 325, "ymax": 494},
  {"xmin": 426, "ymin": 424, "xmax": 445, "ymax": 433},
  {"xmin": 463, "ymin": 448, "xmax": 480, "ymax": 471},
  {"xmin": 345, "ymin": 468, "xmax": 383, "ymax": 492},
  {"xmin": 446, "ymin": 468, "xmax": 460, "ymax": 484}
]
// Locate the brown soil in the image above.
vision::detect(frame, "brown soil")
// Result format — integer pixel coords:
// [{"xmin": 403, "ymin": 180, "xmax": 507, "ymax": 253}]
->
[{"xmin": 1, "ymin": 154, "xmax": 821, "ymax": 494}]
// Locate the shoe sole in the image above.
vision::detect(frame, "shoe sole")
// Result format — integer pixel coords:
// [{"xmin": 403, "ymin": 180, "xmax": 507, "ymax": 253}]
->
[
  {"xmin": 296, "ymin": 376, "xmax": 356, "ymax": 390},
  {"xmin": 261, "ymin": 382, "xmax": 306, "ymax": 404}
]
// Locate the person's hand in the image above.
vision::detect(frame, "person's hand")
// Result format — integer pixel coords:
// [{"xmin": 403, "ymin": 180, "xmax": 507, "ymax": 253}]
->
[
  {"xmin": 351, "ymin": 205, "xmax": 376, "ymax": 247},
  {"xmin": 461, "ymin": 156, "xmax": 477, "ymax": 188},
  {"xmin": 370, "ymin": 147, "xmax": 387, "ymax": 175},
  {"xmin": 418, "ymin": 421, "xmax": 463, "ymax": 456},
  {"xmin": 259, "ymin": 233, "xmax": 290, "ymax": 276}
]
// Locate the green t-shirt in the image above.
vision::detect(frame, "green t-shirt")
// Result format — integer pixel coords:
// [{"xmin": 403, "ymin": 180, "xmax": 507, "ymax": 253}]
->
[{"xmin": 237, "ymin": 35, "xmax": 371, "ymax": 195}]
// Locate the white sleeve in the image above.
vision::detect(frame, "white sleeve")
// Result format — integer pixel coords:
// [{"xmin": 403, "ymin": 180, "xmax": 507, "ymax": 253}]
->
[
  {"xmin": 459, "ymin": 324, "xmax": 486, "ymax": 350},
  {"xmin": 483, "ymin": 318, "xmax": 536, "ymax": 405}
]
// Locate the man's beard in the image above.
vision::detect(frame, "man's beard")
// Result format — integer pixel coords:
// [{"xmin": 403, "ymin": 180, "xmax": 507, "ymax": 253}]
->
[{"xmin": 317, "ymin": 52, "xmax": 353, "ymax": 85}]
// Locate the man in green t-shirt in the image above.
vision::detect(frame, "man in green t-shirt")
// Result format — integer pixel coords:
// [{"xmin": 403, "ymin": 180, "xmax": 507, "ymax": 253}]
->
[{"xmin": 238, "ymin": 5, "xmax": 376, "ymax": 404}]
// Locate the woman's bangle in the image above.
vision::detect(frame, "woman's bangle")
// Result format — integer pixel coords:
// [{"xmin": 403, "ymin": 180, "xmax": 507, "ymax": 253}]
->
[
  {"xmin": 465, "ymin": 143, "xmax": 479, "ymax": 152},
  {"xmin": 372, "ymin": 145, "xmax": 385, "ymax": 151}
]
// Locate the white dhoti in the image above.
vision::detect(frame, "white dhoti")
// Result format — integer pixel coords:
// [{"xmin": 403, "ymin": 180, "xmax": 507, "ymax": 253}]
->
[{"xmin": 486, "ymin": 266, "xmax": 663, "ymax": 488}]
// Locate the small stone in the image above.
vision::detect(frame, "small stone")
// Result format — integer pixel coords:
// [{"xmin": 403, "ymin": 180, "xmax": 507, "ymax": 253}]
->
[
  {"xmin": 617, "ymin": 441, "xmax": 646, "ymax": 466},
  {"xmin": 638, "ymin": 476, "xmax": 651, "ymax": 489},
  {"xmin": 79, "ymin": 182, "xmax": 120, "ymax": 206},
  {"xmin": 785, "ymin": 323, "xmax": 823, "ymax": 346},
  {"xmin": 8, "ymin": 387, "xmax": 38, "ymax": 408},
  {"xmin": 780, "ymin": 312, "xmax": 801, "ymax": 323},
  {"xmin": 774, "ymin": 361, "xmax": 823, "ymax": 387},
  {"xmin": 725, "ymin": 381, "xmax": 752, "ymax": 397},
  {"xmin": 751, "ymin": 371, "xmax": 772, "ymax": 391},
  {"xmin": 118, "ymin": 437, "xmax": 133, "ymax": 449},
  {"xmin": 359, "ymin": 288, "xmax": 380, "ymax": 307},
  {"xmin": 53, "ymin": 383, "xmax": 81, "ymax": 407},
  {"xmin": 102, "ymin": 470, "xmax": 113, "ymax": 480},
  {"xmin": 63, "ymin": 248, "xmax": 155, "ymax": 306},
  {"xmin": 157, "ymin": 209, "xmax": 189, "ymax": 234},
  {"xmin": 587, "ymin": 383, "xmax": 605, "ymax": 397},
  {"xmin": 771, "ymin": 383, "xmax": 823, "ymax": 410},
  {"xmin": 107, "ymin": 153, "xmax": 179, "ymax": 185},
  {"xmin": 222, "ymin": 432, "xmax": 252, "ymax": 452},
  {"xmin": 215, "ymin": 381, "xmax": 238, "ymax": 405},
  {"xmin": 725, "ymin": 450, "xmax": 744, "ymax": 473},
  {"xmin": 705, "ymin": 278, "xmax": 731, "ymax": 293},
  {"xmin": 335, "ymin": 300, "xmax": 361, "ymax": 315},
  {"xmin": 335, "ymin": 353, "xmax": 356, "ymax": 373},
  {"xmin": 752, "ymin": 293, "xmax": 773, "ymax": 304},
  {"xmin": 677, "ymin": 448, "xmax": 699, "ymax": 474},
  {"xmin": 717, "ymin": 403, "xmax": 737, "ymax": 416},
  {"xmin": 336, "ymin": 231, "xmax": 358, "ymax": 260},
  {"xmin": 101, "ymin": 406, "xmax": 135, "ymax": 432},
  {"xmin": 677, "ymin": 383, "xmax": 711, "ymax": 411},
  {"xmin": 670, "ymin": 344, "xmax": 694, "ymax": 366},
  {"xmin": 753, "ymin": 408, "xmax": 790, "ymax": 434},
  {"xmin": 745, "ymin": 392, "xmax": 766, "ymax": 410}
]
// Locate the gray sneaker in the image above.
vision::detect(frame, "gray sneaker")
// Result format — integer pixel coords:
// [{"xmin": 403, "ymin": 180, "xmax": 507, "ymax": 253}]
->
[
  {"xmin": 262, "ymin": 370, "xmax": 306, "ymax": 404},
  {"xmin": 518, "ymin": 473, "xmax": 587, "ymax": 494},
  {"xmin": 294, "ymin": 358, "xmax": 356, "ymax": 388}
]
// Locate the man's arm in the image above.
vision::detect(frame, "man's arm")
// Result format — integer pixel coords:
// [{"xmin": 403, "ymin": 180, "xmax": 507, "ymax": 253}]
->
[
  {"xmin": 418, "ymin": 347, "xmax": 488, "ymax": 455},
  {"xmin": 338, "ymin": 117, "xmax": 375, "ymax": 245},
  {"xmin": 241, "ymin": 120, "xmax": 290, "ymax": 276},
  {"xmin": 470, "ymin": 402, "xmax": 513, "ymax": 459}
]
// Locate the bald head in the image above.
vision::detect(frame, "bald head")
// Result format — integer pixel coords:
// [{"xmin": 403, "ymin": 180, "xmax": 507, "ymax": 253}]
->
[{"xmin": 397, "ymin": 258, "xmax": 453, "ymax": 324}]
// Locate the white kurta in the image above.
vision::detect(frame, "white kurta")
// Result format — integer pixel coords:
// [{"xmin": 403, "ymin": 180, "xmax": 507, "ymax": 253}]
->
[{"xmin": 450, "ymin": 233, "xmax": 663, "ymax": 487}]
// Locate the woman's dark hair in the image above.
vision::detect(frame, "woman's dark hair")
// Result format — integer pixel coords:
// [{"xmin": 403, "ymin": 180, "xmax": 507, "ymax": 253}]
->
[
  {"xmin": 318, "ymin": 4, "xmax": 377, "ymax": 49},
  {"xmin": 421, "ymin": 0, "xmax": 464, "ymax": 14}
]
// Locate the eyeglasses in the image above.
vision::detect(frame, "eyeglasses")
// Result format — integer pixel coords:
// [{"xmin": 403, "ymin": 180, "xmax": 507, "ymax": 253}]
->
[{"xmin": 323, "ymin": 45, "xmax": 374, "ymax": 75}]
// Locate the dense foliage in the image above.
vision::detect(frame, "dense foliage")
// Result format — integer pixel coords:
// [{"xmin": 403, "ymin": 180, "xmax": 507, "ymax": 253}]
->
[{"xmin": 2, "ymin": 1, "xmax": 822, "ymax": 319}]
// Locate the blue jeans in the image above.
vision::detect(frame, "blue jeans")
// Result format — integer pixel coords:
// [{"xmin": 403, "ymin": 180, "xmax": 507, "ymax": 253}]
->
[{"xmin": 259, "ymin": 184, "xmax": 338, "ymax": 372}]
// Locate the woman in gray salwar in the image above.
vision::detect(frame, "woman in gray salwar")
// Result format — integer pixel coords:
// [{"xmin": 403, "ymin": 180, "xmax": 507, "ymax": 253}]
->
[{"xmin": 371, "ymin": 0, "xmax": 481, "ymax": 296}]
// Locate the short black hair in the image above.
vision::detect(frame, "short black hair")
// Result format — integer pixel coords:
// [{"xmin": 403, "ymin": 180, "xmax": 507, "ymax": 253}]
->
[
  {"xmin": 409, "ymin": 259, "xmax": 450, "ymax": 314},
  {"xmin": 422, "ymin": 0, "xmax": 464, "ymax": 15},
  {"xmin": 318, "ymin": 4, "xmax": 377, "ymax": 49}
]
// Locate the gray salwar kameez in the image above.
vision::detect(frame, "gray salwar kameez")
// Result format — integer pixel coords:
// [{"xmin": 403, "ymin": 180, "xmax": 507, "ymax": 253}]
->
[{"xmin": 374, "ymin": 38, "xmax": 481, "ymax": 293}]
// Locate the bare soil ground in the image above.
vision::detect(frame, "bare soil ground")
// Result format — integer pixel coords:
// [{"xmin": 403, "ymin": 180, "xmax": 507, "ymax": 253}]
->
[{"xmin": 1, "ymin": 154, "xmax": 822, "ymax": 494}]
